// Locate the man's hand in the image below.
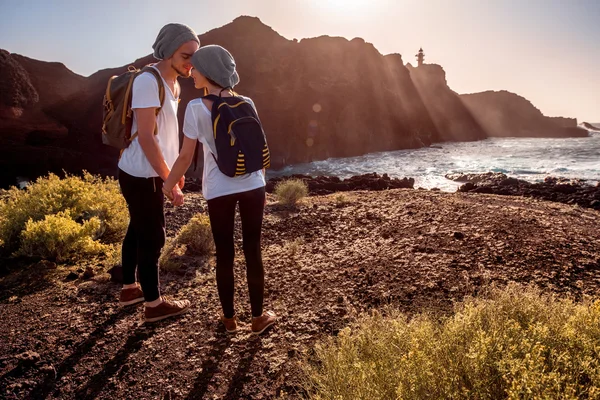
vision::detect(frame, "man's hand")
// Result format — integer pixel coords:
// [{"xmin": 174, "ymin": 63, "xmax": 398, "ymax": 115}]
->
[
  {"xmin": 178, "ymin": 175, "xmax": 185, "ymax": 190},
  {"xmin": 162, "ymin": 185, "xmax": 184, "ymax": 206}
]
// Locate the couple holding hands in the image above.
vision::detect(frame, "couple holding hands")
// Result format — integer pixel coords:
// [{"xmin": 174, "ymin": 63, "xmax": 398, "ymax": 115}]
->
[{"xmin": 116, "ymin": 23, "xmax": 275, "ymax": 335}]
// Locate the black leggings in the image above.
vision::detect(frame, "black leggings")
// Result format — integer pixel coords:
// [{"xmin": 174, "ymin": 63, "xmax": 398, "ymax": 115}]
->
[
  {"xmin": 207, "ymin": 186, "xmax": 265, "ymax": 318},
  {"xmin": 118, "ymin": 169, "xmax": 165, "ymax": 302}
]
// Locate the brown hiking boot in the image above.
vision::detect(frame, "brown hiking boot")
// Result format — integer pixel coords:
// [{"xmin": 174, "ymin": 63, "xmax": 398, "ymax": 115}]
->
[
  {"xmin": 119, "ymin": 285, "xmax": 144, "ymax": 306},
  {"xmin": 220, "ymin": 315, "xmax": 238, "ymax": 333},
  {"xmin": 144, "ymin": 297, "xmax": 190, "ymax": 323},
  {"xmin": 251, "ymin": 311, "xmax": 277, "ymax": 335}
]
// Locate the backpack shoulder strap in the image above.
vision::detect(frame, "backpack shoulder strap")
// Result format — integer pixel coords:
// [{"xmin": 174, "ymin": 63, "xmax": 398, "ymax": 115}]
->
[
  {"xmin": 201, "ymin": 94, "xmax": 221, "ymax": 103},
  {"xmin": 140, "ymin": 66, "xmax": 166, "ymax": 110},
  {"xmin": 136, "ymin": 66, "xmax": 165, "ymax": 137}
]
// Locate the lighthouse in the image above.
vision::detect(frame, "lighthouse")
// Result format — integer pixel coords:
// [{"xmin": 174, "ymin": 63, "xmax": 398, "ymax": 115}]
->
[{"xmin": 415, "ymin": 48, "xmax": 425, "ymax": 67}]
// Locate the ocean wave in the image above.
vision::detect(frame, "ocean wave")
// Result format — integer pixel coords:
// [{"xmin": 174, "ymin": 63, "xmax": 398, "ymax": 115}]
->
[{"xmin": 268, "ymin": 136, "xmax": 600, "ymax": 191}]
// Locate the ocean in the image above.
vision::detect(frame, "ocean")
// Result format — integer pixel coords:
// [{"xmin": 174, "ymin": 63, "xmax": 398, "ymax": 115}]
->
[{"xmin": 268, "ymin": 133, "xmax": 600, "ymax": 192}]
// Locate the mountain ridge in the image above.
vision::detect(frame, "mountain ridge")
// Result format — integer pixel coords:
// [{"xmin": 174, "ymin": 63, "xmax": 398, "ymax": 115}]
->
[{"xmin": 0, "ymin": 16, "xmax": 587, "ymax": 188}]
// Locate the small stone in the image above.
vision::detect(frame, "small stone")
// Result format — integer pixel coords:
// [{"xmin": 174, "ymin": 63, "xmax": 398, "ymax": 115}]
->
[
  {"xmin": 453, "ymin": 232, "xmax": 465, "ymax": 240},
  {"xmin": 16, "ymin": 351, "xmax": 41, "ymax": 365},
  {"xmin": 35, "ymin": 260, "xmax": 57, "ymax": 269},
  {"xmin": 65, "ymin": 272, "xmax": 78, "ymax": 281},
  {"xmin": 459, "ymin": 182, "xmax": 475, "ymax": 192},
  {"xmin": 82, "ymin": 266, "xmax": 95, "ymax": 280},
  {"xmin": 39, "ymin": 364, "xmax": 55, "ymax": 374}
]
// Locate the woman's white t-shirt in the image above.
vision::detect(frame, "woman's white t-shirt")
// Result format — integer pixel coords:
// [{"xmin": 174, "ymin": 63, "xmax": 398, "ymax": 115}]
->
[
  {"xmin": 118, "ymin": 66, "xmax": 179, "ymax": 178},
  {"xmin": 183, "ymin": 97, "xmax": 266, "ymax": 200}
]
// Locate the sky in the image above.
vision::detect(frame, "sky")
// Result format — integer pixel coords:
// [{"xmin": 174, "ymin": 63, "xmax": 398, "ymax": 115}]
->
[{"xmin": 1, "ymin": 0, "xmax": 599, "ymax": 122}]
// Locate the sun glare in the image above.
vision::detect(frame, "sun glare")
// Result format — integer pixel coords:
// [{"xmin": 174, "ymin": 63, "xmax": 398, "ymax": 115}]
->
[{"xmin": 312, "ymin": 0, "xmax": 376, "ymax": 17}]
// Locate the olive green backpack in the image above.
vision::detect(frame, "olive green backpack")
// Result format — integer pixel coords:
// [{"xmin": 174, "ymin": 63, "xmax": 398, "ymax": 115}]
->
[{"xmin": 101, "ymin": 66, "xmax": 165, "ymax": 150}]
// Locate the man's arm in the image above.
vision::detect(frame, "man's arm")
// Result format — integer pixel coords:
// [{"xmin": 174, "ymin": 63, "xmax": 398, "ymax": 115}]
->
[
  {"xmin": 163, "ymin": 136, "xmax": 197, "ymax": 206},
  {"xmin": 135, "ymin": 107, "xmax": 171, "ymax": 181}
]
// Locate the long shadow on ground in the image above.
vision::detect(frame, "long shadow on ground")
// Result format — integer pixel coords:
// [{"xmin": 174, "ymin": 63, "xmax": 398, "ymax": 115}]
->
[
  {"xmin": 73, "ymin": 324, "xmax": 159, "ymax": 399},
  {"xmin": 184, "ymin": 334, "xmax": 233, "ymax": 400},
  {"xmin": 23, "ymin": 307, "xmax": 138, "ymax": 399}
]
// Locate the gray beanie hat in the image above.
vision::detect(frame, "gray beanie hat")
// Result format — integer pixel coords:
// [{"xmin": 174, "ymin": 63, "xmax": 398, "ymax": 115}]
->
[
  {"xmin": 152, "ymin": 23, "xmax": 200, "ymax": 60},
  {"xmin": 191, "ymin": 45, "xmax": 240, "ymax": 88}
]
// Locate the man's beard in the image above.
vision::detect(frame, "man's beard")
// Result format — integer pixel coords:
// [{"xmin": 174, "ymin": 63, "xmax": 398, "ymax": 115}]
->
[{"xmin": 173, "ymin": 64, "xmax": 191, "ymax": 78}]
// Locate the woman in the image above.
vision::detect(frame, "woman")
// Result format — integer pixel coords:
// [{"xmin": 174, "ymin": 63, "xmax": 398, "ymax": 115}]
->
[{"xmin": 163, "ymin": 45, "xmax": 276, "ymax": 335}]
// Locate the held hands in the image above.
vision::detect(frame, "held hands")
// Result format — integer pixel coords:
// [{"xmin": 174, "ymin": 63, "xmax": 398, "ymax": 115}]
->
[
  {"xmin": 162, "ymin": 185, "xmax": 184, "ymax": 206},
  {"xmin": 162, "ymin": 174, "xmax": 185, "ymax": 207}
]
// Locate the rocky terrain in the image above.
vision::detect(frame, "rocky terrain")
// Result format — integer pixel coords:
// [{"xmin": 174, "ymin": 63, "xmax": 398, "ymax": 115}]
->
[
  {"xmin": 1, "ymin": 185, "xmax": 599, "ymax": 399},
  {"xmin": 448, "ymin": 172, "xmax": 600, "ymax": 210}
]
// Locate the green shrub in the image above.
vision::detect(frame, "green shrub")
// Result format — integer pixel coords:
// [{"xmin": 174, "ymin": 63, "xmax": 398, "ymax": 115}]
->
[
  {"xmin": 0, "ymin": 172, "xmax": 128, "ymax": 260},
  {"xmin": 303, "ymin": 284, "xmax": 600, "ymax": 400},
  {"xmin": 274, "ymin": 178, "xmax": 308, "ymax": 205},
  {"xmin": 159, "ymin": 213, "xmax": 213, "ymax": 271},
  {"xmin": 15, "ymin": 210, "xmax": 107, "ymax": 261},
  {"xmin": 176, "ymin": 214, "xmax": 214, "ymax": 255}
]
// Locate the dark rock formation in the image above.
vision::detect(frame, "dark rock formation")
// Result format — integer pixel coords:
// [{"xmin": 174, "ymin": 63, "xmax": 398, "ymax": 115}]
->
[
  {"xmin": 265, "ymin": 173, "xmax": 415, "ymax": 195},
  {"xmin": 407, "ymin": 63, "xmax": 486, "ymax": 142},
  {"xmin": 0, "ymin": 17, "xmax": 588, "ymax": 188},
  {"xmin": 0, "ymin": 50, "xmax": 39, "ymax": 109},
  {"xmin": 460, "ymin": 91, "xmax": 588, "ymax": 138},
  {"xmin": 0, "ymin": 51, "xmax": 82, "ymax": 188},
  {"xmin": 450, "ymin": 172, "xmax": 600, "ymax": 209}
]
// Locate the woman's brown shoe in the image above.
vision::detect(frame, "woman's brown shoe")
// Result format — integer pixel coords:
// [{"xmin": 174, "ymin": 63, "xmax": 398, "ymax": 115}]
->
[
  {"xmin": 220, "ymin": 315, "xmax": 238, "ymax": 333},
  {"xmin": 251, "ymin": 311, "xmax": 277, "ymax": 335}
]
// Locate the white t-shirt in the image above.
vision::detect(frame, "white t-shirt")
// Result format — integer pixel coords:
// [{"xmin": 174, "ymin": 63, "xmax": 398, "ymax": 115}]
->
[
  {"xmin": 183, "ymin": 96, "xmax": 266, "ymax": 200},
  {"xmin": 118, "ymin": 66, "xmax": 179, "ymax": 178}
]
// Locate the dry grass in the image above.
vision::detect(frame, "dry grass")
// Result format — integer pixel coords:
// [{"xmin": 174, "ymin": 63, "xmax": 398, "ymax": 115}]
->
[
  {"xmin": 303, "ymin": 283, "xmax": 600, "ymax": 399},
  {"xmin": 159, "ymin": 213, "xmax": 214, "ymax": 271},
  {"xmin": 274, "ymin": 179, "xmax": 309, "ymax": 205}
]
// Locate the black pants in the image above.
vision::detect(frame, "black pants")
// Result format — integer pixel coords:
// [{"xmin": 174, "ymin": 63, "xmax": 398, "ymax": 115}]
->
[
  {"xmin": 118, "ymin": 169, "xmax": 165, "ymax": 302},
  {"xmin": 207, "ymin": 186, "xmax": 266, "ymax": 318}
]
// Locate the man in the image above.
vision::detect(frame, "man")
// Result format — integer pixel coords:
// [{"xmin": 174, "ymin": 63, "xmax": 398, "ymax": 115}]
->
[{"xmin": 117, "ymin": 23, "xmax": 199, "ymax": 323}]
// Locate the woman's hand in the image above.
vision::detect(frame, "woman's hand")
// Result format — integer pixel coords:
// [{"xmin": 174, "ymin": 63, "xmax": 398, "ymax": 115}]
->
[{"xmin": 162, "ymin": 185, "xmax": 184, "ymax": 206}]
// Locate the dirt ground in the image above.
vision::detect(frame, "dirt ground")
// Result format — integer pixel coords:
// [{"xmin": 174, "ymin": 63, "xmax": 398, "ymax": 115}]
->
[{"xmin": 1, "ymin": 189, "xmax": 599, "ymax": 399}]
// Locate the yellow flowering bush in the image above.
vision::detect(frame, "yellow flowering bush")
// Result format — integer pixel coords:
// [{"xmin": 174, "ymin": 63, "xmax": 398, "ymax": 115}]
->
[
  {"xmin": 303, "ymin": 284, "xmax": 600, "ymax": 399},
  {"xmin": 0, "ymin": 172, "xmax": 127, "ymax": 261}
]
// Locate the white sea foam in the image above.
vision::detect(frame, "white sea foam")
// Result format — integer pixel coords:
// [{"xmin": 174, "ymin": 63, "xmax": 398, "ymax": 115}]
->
[{"xmin": 268, "ymin": 135, "xmax": 600, "ymax": 192}]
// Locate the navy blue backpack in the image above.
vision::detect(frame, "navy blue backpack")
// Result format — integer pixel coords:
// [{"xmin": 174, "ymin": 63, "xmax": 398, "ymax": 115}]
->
[{"xmin": 199, "ymin": 92, "xmax": 270, "ymax": 177}]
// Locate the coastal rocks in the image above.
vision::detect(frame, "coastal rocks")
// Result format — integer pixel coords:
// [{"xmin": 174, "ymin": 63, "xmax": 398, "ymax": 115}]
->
[
  {"xmin": 452, "ymin": 172, "xmax": 600, "ymax": 209},
  {"xmin": 265, "ymin": 173, "xmax": 415, "ymax": 195}
]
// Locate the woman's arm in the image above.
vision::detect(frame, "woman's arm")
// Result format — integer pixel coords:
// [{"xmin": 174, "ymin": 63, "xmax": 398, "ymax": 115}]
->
[{"xmin": 163, "ymin": 135, "xmax": 197, "ymax": 205}]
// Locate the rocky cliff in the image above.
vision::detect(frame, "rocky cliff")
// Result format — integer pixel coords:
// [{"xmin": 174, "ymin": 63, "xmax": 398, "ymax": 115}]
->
[
  {"xmin": 460, "ymin": 90, "xmax": 587, "ymax": 138},
  {"xmin": 407, "ymin": 63, "xmax": 486, "ymax": 142},
  {"xmin": 0, "ymin": 16, "xmax": 585, "ymax": 187}
]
